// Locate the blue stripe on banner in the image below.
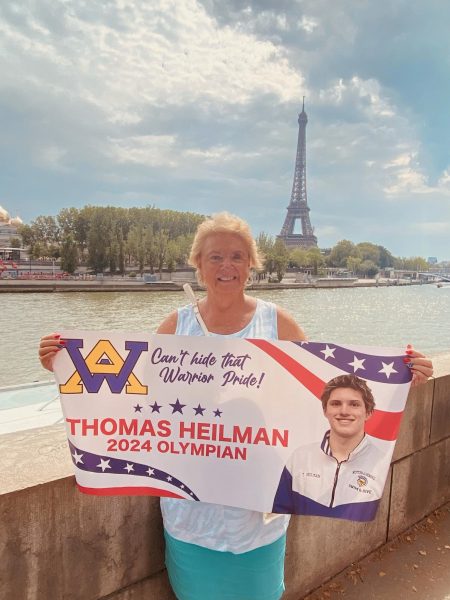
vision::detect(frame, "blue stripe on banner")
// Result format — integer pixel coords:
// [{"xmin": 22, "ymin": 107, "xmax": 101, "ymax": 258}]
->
[
  {"xmin": 292, "ymin": 341, "xmax": 411, "ymax": 385},
  {"xmin": 272, "ymin": 467, "xmax": 379, "ymax": 521}
]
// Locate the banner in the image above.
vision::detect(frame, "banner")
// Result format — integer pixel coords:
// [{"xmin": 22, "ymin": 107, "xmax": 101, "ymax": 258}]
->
[{"xmin": 53, "ymin": 331, "xmax": 412, "ymax": 521}]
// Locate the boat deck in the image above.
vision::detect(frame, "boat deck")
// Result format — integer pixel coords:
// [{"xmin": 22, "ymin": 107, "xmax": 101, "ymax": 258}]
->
[{"xmin": 0, "ymin": 381, "xmax": 63, "ymax": 435}]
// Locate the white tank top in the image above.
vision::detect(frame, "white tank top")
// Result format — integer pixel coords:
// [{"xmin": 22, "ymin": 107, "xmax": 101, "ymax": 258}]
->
[{"xmin": 160, "ymin": 298, "xmax": 291, "ymax": 553}]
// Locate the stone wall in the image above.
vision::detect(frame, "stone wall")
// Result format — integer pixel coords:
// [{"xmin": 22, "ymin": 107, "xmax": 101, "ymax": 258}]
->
[{"xmin": 1, "ymin": 371, "xmax": 449, "ymax": 600}]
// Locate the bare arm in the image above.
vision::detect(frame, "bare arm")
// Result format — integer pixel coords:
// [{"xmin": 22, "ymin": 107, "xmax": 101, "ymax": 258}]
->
[
  {"xmin": 276, "ymin": 306, "xmax": 306, "ymax": 342},
  {"xmin": 156, "ymin": 310, "xmax": 178, "ymax": 334}
]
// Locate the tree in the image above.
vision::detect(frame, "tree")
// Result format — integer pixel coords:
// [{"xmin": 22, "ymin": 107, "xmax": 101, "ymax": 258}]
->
[
  {"xmin": 328, "ymin": 240, "xmax": 360, "ymax": 268},
  {"xmin": 289, "ymin": 248, "xmax": 309, "ymax": 269},
  {"xmin": 256, "ymin": 232, "xmax": 275, "ymax": 276},
  {"xmin": 356, "ymin": 242, "xmax": 380, "ymax": 265},
  {"xmin": 359, "ymin": 260, "xmax": 379, "ymax": 278},
  {"xmin": 155, "ymin": 230, "xmax": 169, "ymax": 278},
  {"xmin": 9, "ymin": 237, "xmax": 21, "ymax": 248},
  {"xmin": 378, "ymin": 245, "xmax": 394, "ymax": 269},
  {"xmin": 305, "ymin": 247, "xmax": 325, "ymax": 276},
  {"xmin": 60, "ymin": 234, "xmax": 78, "ymax": 274},
  {"xmin": 272, "ymin": 239, "xmax": 289, "ymax": 282},
  {"xmin": 346, "ymin": 256, "xmax": 362, "ymax": 275}
]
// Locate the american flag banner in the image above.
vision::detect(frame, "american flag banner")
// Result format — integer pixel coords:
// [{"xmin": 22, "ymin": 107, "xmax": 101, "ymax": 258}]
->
[{"xmin": 53, "ymin": 331, "xmax": 412, "ymax": 521}]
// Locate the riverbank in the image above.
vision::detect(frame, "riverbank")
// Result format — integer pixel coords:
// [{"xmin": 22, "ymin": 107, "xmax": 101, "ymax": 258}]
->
[{"xmin": 0, "ymin": 277, "xmax": 434, "ymax": 293}]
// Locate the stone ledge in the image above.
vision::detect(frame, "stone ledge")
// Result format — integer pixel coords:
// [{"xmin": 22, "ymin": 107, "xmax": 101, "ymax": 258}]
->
[
  {"xmin": 392, "ymin": 379, "xmax": 434, "ymax": 462},
  {"xmin": 388, "ymin": 437, "xmax": 450, "ymax": 539},
  {"xmin": 0, "ymin": 477, "xmax": 165, "ymax": 600},
  {"xmin": 430, "ymin": 374, "xmax": 450, "ymax": 443}
]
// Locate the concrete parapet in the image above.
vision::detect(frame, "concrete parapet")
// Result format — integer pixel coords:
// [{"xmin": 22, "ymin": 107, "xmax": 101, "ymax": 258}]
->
[
  {"xmin": 0, "ymin": 369, "xmax": 449, "ymax": 599},
  {"xmin": 392, "ymin": 379, "xmax": 434, "ymax": 461},
  {"xmin": 388, "ymin": 438, "xmax": 450, "ymax": 539},
  {"xmin": 430, "ymin": 374, "xmax": 450, "ymax": 443}
]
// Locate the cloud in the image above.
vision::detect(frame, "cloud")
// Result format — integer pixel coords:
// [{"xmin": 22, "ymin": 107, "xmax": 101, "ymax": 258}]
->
[{"xmin": 0, "ymin": 0, "xmax": 449, "ymax": 259}]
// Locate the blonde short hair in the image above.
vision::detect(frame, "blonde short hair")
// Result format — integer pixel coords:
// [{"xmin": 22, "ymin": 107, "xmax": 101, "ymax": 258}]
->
[{"xmin": 189, "ymin": 213, "xmax": 263, "ymax": 282}]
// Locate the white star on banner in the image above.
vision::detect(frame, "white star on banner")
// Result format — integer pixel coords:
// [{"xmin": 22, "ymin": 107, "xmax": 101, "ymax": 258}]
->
[
  {"xmin": 167, "ymin": 475, "xmax": 173, "ymax": 482},
  {"xmin": 321, "ymin": 345, "xmax": 336, "ymax": 360},
  {"xmin": 72, "ymin": 451, "xmax": 84, "ymax": 465},
  {"xmin": 97, "ymin": 458, "xmax": 111, "ymax": 472},
  {"xmin": 379, "ymin": 361, "xmax": 398, "ymax": 379},
  {"xmin": 147, "ymin": 468, "xmax": 155, "ymax": 477},
  {"xmin": 124, "ymin": 463, "xmax": 134, "ymax": 473},
  {"xmin": 348, "ymin": 356, "xmax": 366, "ymax": 372}
]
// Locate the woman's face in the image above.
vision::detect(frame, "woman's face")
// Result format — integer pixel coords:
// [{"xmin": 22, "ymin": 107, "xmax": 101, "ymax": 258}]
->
[{"xmin": 198, "ymin": 233, "xmax": 251, "ymax": 293}]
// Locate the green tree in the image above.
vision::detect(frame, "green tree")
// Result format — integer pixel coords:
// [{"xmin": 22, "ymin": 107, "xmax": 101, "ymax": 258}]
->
[
  {"xmin": 346, "ymin": 256, "xmax": 362, "ymax": 275},
  {"xmin": 289, "ymin": 247, "xmax": 309, "ymax": 269},
  {"xmin": 359, "ymin": 260, "xmax": 379, "ymax": 278},
  {"xmin": 60, "ymin": 234, "xmax": 78, "ymax": 274},
  {"xmin": 306, "ymin": 247, "xmax": 325, "ymax": 276},
  {"xmin": 378, "ymin": 245, "xmax": 394, "ymax": 269},
  {"xmin": 272, "ymin": 238, "xmax": 289, "ymax": 282},
  {"xmin": 356, "ymin": 242, "xmax": 381, "ymax": 265},
  {"xmin": 328, "ymin": 240, "xmax": 360, "ymax": 268},
  {"xmin": 9, "ymin": 237, "xmax": 21, "ymax": 248},
  {"xmin": 256, "ymin": 232, "xmax": 275, "ymax": 276}
]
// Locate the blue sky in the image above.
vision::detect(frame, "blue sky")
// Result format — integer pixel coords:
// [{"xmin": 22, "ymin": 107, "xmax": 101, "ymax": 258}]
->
[{"xmin": 1, "ymin": 0, "xmax": 449, "ymax": 259}]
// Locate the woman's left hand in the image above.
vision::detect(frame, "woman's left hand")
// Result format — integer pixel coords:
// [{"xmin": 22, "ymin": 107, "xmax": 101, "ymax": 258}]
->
[{"xmin": 405, "ymin": 345, "xmax": 434, "ymax": 386}]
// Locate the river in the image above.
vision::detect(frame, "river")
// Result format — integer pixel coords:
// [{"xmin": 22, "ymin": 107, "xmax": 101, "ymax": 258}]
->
[{"xmin": 1, "ymin": 284, "xmax": 449, "ymax": 387}]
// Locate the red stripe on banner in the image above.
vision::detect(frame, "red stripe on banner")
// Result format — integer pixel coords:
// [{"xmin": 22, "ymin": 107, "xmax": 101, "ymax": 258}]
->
[
  {"xmin": 364, "ymin": 410, "xmax": 403, "ymax": 441},
  {"xmin": 248, "ymin": 339, "xmax": 326, "ymax": 399},
  {"xmin": 77, "ymin": 485, "xmax": 185, "ymax": 498},
  {"xmin": 248, "ymin": 339, "xmax": 404, "ymax": 442}
]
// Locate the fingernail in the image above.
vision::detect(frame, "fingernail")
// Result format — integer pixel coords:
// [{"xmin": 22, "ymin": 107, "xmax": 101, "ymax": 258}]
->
[
  {"xmin": 59, "ymin": 340, "xmax": 66, "ymax": 345},
  {"xmin": 53, "ymin": 334, "xmax": 61, "ymax": 339},
  {"xmin": 406, "ymin": 349, "xmax": 413, "ymax": 355},
  {"xmin": 403, "ymin": 357, "xmax": 411, "ymax": 363},
  {"xmin": 407, "ymin": 344, "xmax": 412, "ymax": 348},
  {"xmin": 406, "ymin": 363, "xmax": 414, "ymax": 369},
  {"xmin": 57, "ymin": 344, "xmax": 65, "ymax": 349}
]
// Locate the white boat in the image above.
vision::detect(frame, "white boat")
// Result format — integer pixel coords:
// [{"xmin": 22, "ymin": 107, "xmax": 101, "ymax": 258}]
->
[{"xmin": 0, "ymin": 380, "xmax": 63, "ymax": 435}]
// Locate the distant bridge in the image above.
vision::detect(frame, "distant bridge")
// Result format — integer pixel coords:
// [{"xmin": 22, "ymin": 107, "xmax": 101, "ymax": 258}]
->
[{"xmin": 418, "ymin": 272, "xmax": 450, "ymax": 282}]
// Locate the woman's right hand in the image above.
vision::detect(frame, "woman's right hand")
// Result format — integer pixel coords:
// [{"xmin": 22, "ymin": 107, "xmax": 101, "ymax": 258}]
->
[{"xmin": 38, "ymin": 333, "xmax": 65, "ymax": 372}]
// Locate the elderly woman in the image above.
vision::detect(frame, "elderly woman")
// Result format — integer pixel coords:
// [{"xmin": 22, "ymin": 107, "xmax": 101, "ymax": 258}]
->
[{"xmin": 38, "ymin": 212, "xmax": 433, "ymax": 600}]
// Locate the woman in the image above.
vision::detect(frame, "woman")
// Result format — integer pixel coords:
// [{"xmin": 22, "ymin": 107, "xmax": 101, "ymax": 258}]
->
[{"xmin": 39, "ymin": 212, "xmax": 433, "ymax": 600}]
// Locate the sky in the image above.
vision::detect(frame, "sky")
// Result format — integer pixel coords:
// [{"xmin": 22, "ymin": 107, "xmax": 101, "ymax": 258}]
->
[{"xmin": 1, "ymin": 0, "xmax": 449, "ymax": 259}]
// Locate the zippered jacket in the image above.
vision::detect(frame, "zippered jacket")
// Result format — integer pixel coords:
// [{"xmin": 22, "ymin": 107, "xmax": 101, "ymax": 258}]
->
[{"xmin": 272, "ymin": 431, "xmax": 389, "ymax": 521}]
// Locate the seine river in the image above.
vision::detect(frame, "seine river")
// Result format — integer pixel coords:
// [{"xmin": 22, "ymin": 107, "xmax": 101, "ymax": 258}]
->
[{"xmin": 1, "ymin": 284, "xmax": 449, "ymax": 388}]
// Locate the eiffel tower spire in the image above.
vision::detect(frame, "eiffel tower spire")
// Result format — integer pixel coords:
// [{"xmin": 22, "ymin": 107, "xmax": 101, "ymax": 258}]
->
[{"xmin": 278, "ymin": 98, "xmax": 318, "ymax": 249}]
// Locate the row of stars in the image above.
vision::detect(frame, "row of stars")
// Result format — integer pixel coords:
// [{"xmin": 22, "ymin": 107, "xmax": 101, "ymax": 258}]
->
[
  {"xmin": 319, "ymin": 345, "xmax": 400, "ymax": 378},
  {"xmin": 71, "ymin": 451, "xmax": 194, "ymax": 494},
  {"xmin": 133, "ymin": 399, "xmax": 223, "ymax": 417}
]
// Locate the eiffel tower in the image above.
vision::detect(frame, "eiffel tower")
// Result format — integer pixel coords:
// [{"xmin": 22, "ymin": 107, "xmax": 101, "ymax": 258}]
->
[{"xmin": 278, "ymin": 98, "xmax": 318, "ymax": 249}]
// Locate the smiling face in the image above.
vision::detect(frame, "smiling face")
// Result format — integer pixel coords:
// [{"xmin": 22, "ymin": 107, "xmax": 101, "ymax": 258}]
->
[
  {"xmin": 323, "ymin": 387, "xmax": 371, "ymax": 440},
  {"xmin": 198, "ymin": 232, "xmax": 251, "ymax": 293}
]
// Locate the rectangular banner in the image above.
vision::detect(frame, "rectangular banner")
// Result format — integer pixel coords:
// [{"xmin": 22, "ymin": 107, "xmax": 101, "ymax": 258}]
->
[{"xmin": 53, "ymin": 331, "xmax": 412, "ymax": 522}]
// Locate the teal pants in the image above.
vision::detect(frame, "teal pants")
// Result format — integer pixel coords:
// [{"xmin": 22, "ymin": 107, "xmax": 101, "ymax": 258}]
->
[{"xmin": 164, "ymin": 530, "xmax": 286, "ymax": 600}]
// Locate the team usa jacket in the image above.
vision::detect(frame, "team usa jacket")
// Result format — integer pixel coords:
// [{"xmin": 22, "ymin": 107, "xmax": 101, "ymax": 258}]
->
[{"xmin": 272, "ymin": 431, "xmax": 389, "ymax": 521}]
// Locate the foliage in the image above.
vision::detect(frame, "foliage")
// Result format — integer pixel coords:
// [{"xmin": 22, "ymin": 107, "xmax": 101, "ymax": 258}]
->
[
  {"xmin": 272, "ymin": 238, "xmax": 289, "ymax": 282},
  {"xmin": 60, "ymin": 234, "xmax": 78, "ymax": 274},
  {"xmin": 19, "ymin": 205, "xmax": 204, "ymax": 274}
]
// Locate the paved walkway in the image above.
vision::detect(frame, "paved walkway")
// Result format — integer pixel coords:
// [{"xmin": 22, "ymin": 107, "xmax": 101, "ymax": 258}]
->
[{"xmin": 303, "ymin": 503, "xmax": 450, "ymax": 600}]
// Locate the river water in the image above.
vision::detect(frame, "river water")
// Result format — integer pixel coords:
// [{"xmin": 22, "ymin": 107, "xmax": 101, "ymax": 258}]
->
[{"xmin": 1, "ymin": 285, "xmax": 449, "ymax": 387}]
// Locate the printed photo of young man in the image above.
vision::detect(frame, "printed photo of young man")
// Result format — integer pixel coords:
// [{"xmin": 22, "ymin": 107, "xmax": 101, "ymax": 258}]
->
[{"xmin": 272, "ymin": 374, "xmax": 388, "ymax": 521}]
